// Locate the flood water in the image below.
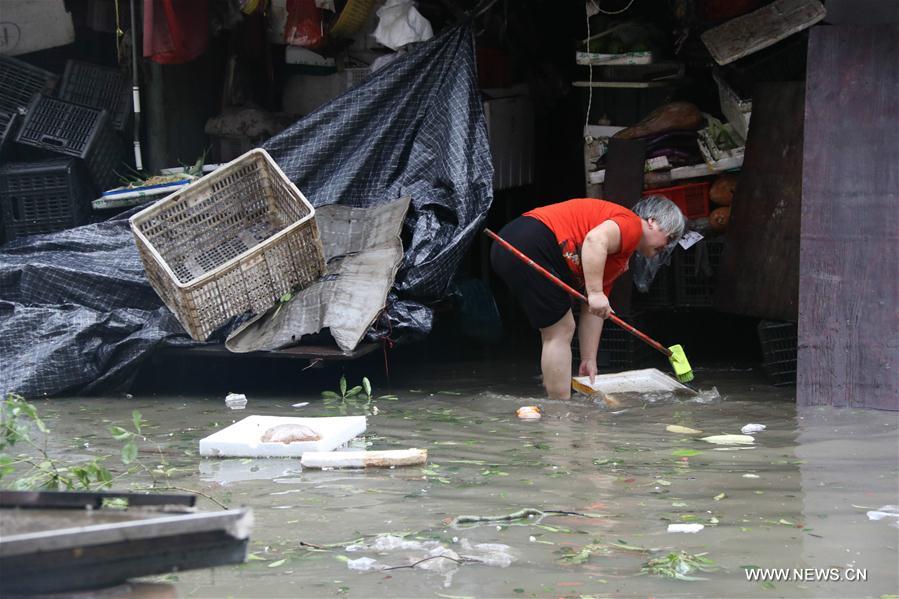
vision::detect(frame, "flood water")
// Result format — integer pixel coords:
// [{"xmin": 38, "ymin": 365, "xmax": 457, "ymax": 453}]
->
[{"xmin": 23, "ymin": 361, "xmax": 899, "ymax": 598}]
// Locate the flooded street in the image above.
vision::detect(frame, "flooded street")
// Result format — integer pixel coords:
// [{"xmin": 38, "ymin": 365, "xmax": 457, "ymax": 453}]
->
[{"xmin": 29, "ymin": 362, "xmax": 899, "ymax": 598}]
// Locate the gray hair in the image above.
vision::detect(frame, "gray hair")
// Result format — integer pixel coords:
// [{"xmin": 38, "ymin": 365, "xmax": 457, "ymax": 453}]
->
[{"xmin": 631, "ymin": 195, "xmax": 686, "ymax": 241}]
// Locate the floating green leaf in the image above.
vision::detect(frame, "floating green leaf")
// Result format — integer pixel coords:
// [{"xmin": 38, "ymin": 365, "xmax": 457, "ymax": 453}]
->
[
  {"xmin": 671, "ymin": 448, "xmax": 701, "ymax": 457},
  {"xmin": 121, "ymin": 441, "xmax": 138, "ymax": 464}
]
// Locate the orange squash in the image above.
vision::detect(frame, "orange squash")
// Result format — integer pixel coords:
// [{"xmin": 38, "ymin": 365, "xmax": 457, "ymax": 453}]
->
[
  {"xmin": 710, "ymin": 174, "xmax": 738, "ymax": 206},
  {"xmin": 709, "ymin": 206, "xmax": 731, "ymax": 232}
]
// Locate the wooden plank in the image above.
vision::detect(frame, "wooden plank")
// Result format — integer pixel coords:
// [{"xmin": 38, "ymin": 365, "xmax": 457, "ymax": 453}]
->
[
  {"xmin": 162, "ymin": 341, "xmax": 380, "ymax": 361},
  {"xmin": 799, "ymin": 25, "xmax": 899, "ymax": 410},
  {"xmin": 0, "ymin": 508, "xmax": 251, "ymax": 594},
  {"xmin": 701, "ymin": 0, "xmax": 826, "ymax": 65},
  {"xmin": 714, "ymin": 82, "xmax": 804, "ymax": 321},
  {"xmin": 824, "ymin": 0, "xmax": 899, "ymax": 25},
  {"xmin": 0, "ymin": 490, "xmax": 195, "ymax": 509},
  {"xmin": 301, "ymin": 448, "xmax": 428, "ymax": 469}
]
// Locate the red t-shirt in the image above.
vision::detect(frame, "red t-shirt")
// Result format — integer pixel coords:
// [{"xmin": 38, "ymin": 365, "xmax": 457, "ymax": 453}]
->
[{"xmin": 524, "ymin": 198, "xmax": 643, "ymax": 295}]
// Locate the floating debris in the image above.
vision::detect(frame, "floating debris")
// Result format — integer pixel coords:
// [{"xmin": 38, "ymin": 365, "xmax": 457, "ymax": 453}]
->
[
  {"xmin": 516, "ymin": 406, "xmax": 542, "ymax": 420},
  {"xmin": 866, "ymin": 505, "xmax": 899, "ymax": 528},
  {"xmin": 642, "ymin": 551, "xmax": 718, "ymax": 580},
  {"xmin": 225, "ymin": 392, "xmax": 247, "ymax": 410},
  {"xmin": 261, "ymin": 423, "xmax": 320, "ymax": 444},
  {"xmin": 700, "ymin": 434, "xmax": 755, "ymax": 445},
  {"xmin": 451, "ymin": 508, "xmax": 603, "ymax": 529},
  {"xmin": 740, "ymin": 423, "xmax": 766, "ymax": 434},
  {"xmin": 341, "ymin": 535, "xmax": 513, "ymax": 586},
  {"xmin": 667, "ymin": 523, "xmax": 704, "ymax": 533},
  {"xmin": 691, "ymin": 387, "xmax": 721, "ymax": 403},
  {"xmin": 667, "ymin": 425, "xmax": 703, "ymax": 434}
]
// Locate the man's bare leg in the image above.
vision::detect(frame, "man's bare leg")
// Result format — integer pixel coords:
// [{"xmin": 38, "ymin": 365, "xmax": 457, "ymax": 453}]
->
[{"xmin": 539, "ymin": 309, "xmax": 576, "ymax": 400}]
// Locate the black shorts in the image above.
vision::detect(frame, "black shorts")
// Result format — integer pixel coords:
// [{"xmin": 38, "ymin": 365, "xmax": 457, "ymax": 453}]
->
[{"xmin": 490, "ymin": 216, "xmax": 575, "ymax": 329}]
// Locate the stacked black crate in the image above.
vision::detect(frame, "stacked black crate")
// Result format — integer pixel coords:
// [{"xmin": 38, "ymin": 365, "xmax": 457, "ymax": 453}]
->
[
  {"xmin": 674, "ymin": 237, "xmax": 726, "ymax": 308},
  {"xmin": 57, "ymin": 60, "xmax": 131, "ymax": 133},
  {"xmin": 633, "ymin": 261, "xmax": 675, "ymax": 311},
  {"xmin": 15, "ymin": 94, "xmax": 121, "ymax": 193},
  {"xmin": 0, "ymin": 111, "xmax": 19, "ymax": 161},
  {"xmin": 571, "ymin": 303, "xmax": 655, "ymax": 372},
  {"xmin": 0, "ymin": 56, "xmax": 57, "ymax": 116},
  {"xmin": 0, "ymin": 56, "xmax": 60, "ymax": 242},
  {"xmin": 757, "ymin": 320, "xmax": 798, "ymax": 386},
  {"xmin": 0, "ymin": 159, "xmax": 94, "ymax": 240}
]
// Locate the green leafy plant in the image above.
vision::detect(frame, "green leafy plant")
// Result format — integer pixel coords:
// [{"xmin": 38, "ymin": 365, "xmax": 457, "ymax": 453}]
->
[
  {"xmin": 641, "ymin": 551, "xmax": 719, "ymax": 581},
  {"xmin": 558, "ymin": 542, "xmax": 610, "ymax": 564},
  {"xmin": 1, "ymin": 393, "xmax": 227, "ymax": 508},
  {"xmin": 108, "ymin": 410, "xmax": 144, "ymax": 466},
  {"xmin": 1, "ymin": 393, "xmax": 115, "ymax": 490},
  {"xmin": 321, "ymin": 376, "xmax": 397, "ymax": 414}
]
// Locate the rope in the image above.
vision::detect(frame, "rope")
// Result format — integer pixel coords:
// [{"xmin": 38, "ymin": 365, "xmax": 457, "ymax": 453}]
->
[
  {"xmin": 597, "ymin": 0, "xmax": 637, "ymax": 15},
  {"xmin": 583, "ymin": 3, "xmax": 594, "ymax": 141},
  {"xmin": 451, "ymin": 508, "xmax": 602, "ymax": 527},
  {"xmin": 114, "ymin": 0, "xmax": 125, "ymax": 65},
  {"xmin": 380, "ymin": 313, "xmax": 395, "ymax": 388}
]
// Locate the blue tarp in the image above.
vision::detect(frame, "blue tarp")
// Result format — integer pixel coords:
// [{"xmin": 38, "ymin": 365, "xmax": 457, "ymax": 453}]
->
[{"xmin": 0, "ymin": 24, "xmax": 493, "ymax": 397}]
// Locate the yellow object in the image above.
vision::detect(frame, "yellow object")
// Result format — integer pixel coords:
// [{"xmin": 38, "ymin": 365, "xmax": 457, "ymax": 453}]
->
[
  {"xmin": 667, "ymin": 344, "xmax": 694, "ymax": 383},
  {"xmin": 330, "ymin": 0, "xmax": 377, "ymax": 39}
]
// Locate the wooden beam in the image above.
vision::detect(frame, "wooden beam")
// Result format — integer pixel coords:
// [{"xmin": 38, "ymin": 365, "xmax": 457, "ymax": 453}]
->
[{"xmin": 798, "ymin": 25, "xmax": 899, "ymax": 409}]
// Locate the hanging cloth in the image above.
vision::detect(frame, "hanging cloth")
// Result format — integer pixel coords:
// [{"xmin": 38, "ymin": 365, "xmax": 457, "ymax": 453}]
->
[{"xmin": 143, "ymin": 0, "xmax": 210, "ymax": 64}]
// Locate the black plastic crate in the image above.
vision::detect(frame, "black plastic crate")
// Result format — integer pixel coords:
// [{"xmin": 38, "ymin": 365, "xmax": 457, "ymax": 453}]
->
[
  {"xmin": 633, "ymin": 263, "xmax": 675, "ymax": 310},
  {"xmin": 0, "ymin": 110, "xmax": 19, "ymax": 159},
  {"xmin": 15, "ymin": 95, "xmax": 120, "ymax": 192},
  {"xmin": 757, "ymin": 320, "xmax": 797, "ymax": 386},
  {"xmin": 0, "ymin": 55, "xmax": 57, "ymax": 115},
  {"xmin": 598, "ymin": 317, "xmax": 657, "ymax": 371},
  {"xmin": 0, "ymin": 159, "xmax": 93, "ymax": 240},
  {"xmin": 58, "ymin": 60, "xmax": 131, "ymax": 132},
  {"xmin": 572, "ymin": 309, "xmax": 656, "ymax": 372},
  {"xmin": 674, "ymin": 237, "xmax": 726, "ymax": 308}
]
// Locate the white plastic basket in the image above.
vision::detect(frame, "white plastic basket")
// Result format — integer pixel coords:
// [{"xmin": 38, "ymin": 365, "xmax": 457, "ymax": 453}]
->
[{"xmin": 130, "ymin": 149, "xmax": 325, "ymax": 341}]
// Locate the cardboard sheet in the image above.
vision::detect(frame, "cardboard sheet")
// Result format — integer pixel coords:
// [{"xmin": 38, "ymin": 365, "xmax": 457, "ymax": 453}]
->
[{"xmin": 225, "ymin": 197, "xmax": 410, "ymax": 353}]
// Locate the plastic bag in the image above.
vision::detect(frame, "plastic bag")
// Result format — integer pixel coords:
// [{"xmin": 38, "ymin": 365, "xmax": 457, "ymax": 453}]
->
[{"xmin": 630, "ymin": 246, "xmax": 676, "ymax": 293}]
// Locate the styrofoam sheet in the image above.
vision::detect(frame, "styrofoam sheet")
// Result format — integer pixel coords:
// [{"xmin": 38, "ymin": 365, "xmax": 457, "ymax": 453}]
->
[
  {"xmin": 572, "ymin": 368, "xmax": 696, "ymax": 396},
  {"xmin": 199, "ymin": 415, "xmax": 366, "ymax": 458}
]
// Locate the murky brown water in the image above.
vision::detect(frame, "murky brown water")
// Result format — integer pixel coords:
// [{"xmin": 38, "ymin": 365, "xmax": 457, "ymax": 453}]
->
[{"xmin": 19, "ymin": 365, "xmax": 899, "ymax": 598}]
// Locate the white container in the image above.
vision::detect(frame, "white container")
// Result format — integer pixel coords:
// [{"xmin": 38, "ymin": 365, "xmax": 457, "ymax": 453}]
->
[
  {"xmin": 713, "ymin": 71, "xmax": 752, "ymax": 141},
  {"xmin": 129, "ymin": 149, "xmax": 325, "ymax": 341},
  {"xmin": 199, "ymin": 415, "xmax": 367, "ymax": 458}
]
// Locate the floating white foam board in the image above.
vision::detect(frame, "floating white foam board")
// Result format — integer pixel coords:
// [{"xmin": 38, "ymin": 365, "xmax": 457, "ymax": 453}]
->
[
  {"xmin": 572, "ymin": 368, "xmax": 696, "ymax": 396},
  {"xmin": 199, "ymin": 415, "xmax": 366, "ymax": 458}
]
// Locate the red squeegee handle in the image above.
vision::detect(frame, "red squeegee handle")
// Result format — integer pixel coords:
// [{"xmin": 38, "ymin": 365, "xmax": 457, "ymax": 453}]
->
[{"xmin": 484, "ymin": 227, "xmax": 672, "ymax": 357}]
